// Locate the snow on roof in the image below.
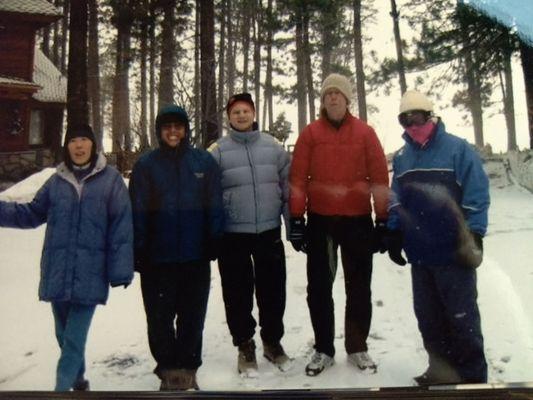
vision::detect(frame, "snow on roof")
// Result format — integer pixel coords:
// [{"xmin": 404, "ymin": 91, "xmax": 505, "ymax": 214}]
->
[
  {"xmin": 0, "ymin": 74, "xmax": 40, "ymax": 90},
  {"xmin": 0, "ymin": 0, "xmax": 61, "ymax": 17},
  {"xmin": 462, "ymin": 0, "xmax": 533, "ymax": 46},
  {"xmin": 32, "ymin": 47, "xmax": 66, "ymax": 103}
]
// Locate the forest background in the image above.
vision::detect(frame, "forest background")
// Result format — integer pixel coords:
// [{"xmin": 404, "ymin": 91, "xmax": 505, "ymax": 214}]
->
[{"xmin": 39, "ymin": 0, "xmax": 533, "ymax": 165}]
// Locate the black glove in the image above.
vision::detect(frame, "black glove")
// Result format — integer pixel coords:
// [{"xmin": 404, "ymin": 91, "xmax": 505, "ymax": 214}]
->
[
  {"xmin": 371, "ymin": 219, "xmax": 388, "ymax": 254},
  {"xmin": 385, "ymin": 230, "xmax": 407, "ymax": 266},
  {"xmin": 289, "ymin": 217, "xmax": 307, "ymax": 253},
  {"xmin": 455, "ymin": 230, "xmax": 483, "ymax": 269}
]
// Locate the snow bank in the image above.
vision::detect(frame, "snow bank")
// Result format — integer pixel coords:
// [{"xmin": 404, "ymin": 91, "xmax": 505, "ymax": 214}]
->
[
  {"xmin": 506, "ymin": 151, "xmax": 533, "ymax": 193},
  {"xmin": 0, "ymin": 168, "xmax": 55, "ymax": 202}
]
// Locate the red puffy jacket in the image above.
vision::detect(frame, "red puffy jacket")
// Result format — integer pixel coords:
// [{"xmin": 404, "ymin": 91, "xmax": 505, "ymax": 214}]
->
[{"xmin": 289, "ymin": 113, "xmax": 389, "ymax": 219}]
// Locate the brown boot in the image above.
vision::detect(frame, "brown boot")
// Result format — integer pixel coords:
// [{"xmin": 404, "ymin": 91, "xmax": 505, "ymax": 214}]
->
[
  {"xmin": 158, "ymin": 369, "xmax": 181, "ymax": 391},
  {"xmin": 237, "ymin": 339, "xmax": 258, "ymax": 377},
  {"xmin": 171, "ymin": 369, "xmax": 199, "ymax": 390}
]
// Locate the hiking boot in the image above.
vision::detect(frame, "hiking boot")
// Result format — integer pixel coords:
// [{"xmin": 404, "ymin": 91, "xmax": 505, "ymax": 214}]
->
[
  {"xmin": 72, "ymin": 378, "xmax": 90, "ymax": 391},
  {"xmin": 238, "ymin": 339, "xmax": 258, "ymax": 378},
  {"xmin": 263, "ymin": 341, "xmax": 293, "ymax": 372},
  {"xmin": 414, "ymin": 367, "xmax": 462, "ymax": 386},
  {"xmin": 347, "ymin": 351, "xmax": 377, "ymax": 374},
  {"xmin": 305, "ymin": 351, "xmax": 334, "ymax": 376},
  {"xmin": 159, "ymin": 368, "xmax": 199, "ymax": 391}
]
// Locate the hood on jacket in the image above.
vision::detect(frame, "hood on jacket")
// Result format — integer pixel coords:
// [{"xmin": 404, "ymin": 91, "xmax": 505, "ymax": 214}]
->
[{"xmin": 155, "ymin": 105, "xmax": 191, "ymax": 147}]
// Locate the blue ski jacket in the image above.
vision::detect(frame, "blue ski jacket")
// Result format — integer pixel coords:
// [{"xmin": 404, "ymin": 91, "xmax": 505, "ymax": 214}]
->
[
  {"xmin": 387, "ymin": 120, "xmax": 490, "ymax": 266},
  {"xmin": 0, "ymin": 154, "xmax": 134, "ymax": 305}
]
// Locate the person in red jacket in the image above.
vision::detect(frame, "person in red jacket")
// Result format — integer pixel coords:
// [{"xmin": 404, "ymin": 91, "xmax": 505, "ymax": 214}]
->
[{"xmin": 289, "ymin": 73, "xmax": 389, "ymax": 376}]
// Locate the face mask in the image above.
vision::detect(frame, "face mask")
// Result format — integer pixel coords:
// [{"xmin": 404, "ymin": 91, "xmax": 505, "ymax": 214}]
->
[{"xmin": 405, "ymin": 121, "xmax": 436, "ymax": 145}]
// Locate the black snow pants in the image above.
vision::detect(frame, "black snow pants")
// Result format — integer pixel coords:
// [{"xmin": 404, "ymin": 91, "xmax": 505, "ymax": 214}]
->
[
  {"xmin": 218, "ymin": 227, "xmax": 286, "ymax": 347},
  {"xmin": 306, "ymin": 213, "xmax": 374, "ymax": 357},
  {"xmin": 140, "ymin": 261, "xmax": 210, "ymax": 373}
]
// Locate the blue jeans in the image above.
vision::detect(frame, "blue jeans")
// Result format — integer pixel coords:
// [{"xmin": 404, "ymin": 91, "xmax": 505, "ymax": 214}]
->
[{"xmin": 51, "ymin": 302, "xmax": 96, "ymax": 391}]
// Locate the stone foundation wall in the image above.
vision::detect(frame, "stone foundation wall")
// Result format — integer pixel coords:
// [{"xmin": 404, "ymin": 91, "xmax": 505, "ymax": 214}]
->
[{"xmin": 0, "ymin": 149, "xmax": 55, "ymax": 182}]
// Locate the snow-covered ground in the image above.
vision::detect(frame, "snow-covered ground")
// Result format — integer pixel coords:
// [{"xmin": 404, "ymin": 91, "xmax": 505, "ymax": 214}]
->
[{"xmin": 0, "ymin": 161, "xmax": 532, "ymax": 391}]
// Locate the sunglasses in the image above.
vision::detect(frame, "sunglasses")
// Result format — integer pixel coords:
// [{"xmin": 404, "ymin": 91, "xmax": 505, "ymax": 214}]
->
[{"xmin": 398, "ymin": 110, "xmax": 431, "ymax": 127}]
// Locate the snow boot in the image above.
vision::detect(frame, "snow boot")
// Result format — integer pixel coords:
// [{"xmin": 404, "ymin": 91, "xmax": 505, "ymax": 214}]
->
[
  {"xmin": 414, "ymin": 354, "xmax": 462, "ymax": 386},
  {"xmin": 237, "ymin": 338, "xmax": 258, "ymax": 378},
  {"xmin": 72, "ymin": 378, "xmax": 90, "ymax": 391},
  {"xmin": 347, "ymin": 351, "xmax": 377, "ymax": 374},
  {"xmin": 172, "ymin": 369, "xmax": 199, "ymax": 391},
  {"xmin": 263, "ymin": 341, "xmax": 293, "ymax": 372},
  {"xmin": 305, "ymin": 351, "xmax": 334, "ymax": 376}
]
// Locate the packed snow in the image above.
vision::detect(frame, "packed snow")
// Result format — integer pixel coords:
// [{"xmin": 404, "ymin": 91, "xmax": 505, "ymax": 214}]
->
[{"xmin": 0, "ymin": 159, "xmax": 532, "ymax": 391}]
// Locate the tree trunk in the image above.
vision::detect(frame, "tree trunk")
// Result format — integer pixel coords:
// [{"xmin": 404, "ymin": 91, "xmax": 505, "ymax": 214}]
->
[
  {"xmin": 390, "ymin": 0, "xmax": 407, "ymax": 94},
  {"xmin": 217, "ymin": 0, "xmax": 227, "ymax": 134},
  {"xmin": 51, "ymin": 0, "xmax": 62, "ymax": 68},
  {"xmin": 87, "ymin": 0, "xmax": 103, "ymax": 150},
  {"xmin": 61, "ymin": 0, "xmax": 69, "ymax": 74},
  {"xmin": 198, "ymin": 0, "xmax": 218, "ymax": 148},
  {"xmin": 149, "ymin": 2, "xmax": 157, "ymax": 147},
  {"xmin": 303, "ymin": 11, "xmax": 315, "ymax": 121},
  {"xmin": 295, "ymin": 10, "xmax": 307, "ymax": 134},
  {"xmin": 464, "ymin": 50, "xmax": 484, "ymax": 147},
  {"xmin": 159, "ymin": 0, "xmax": 176, "ymax": 108},
  {"xmin": 262, "ymin": 0, "xmax": 273, "ymax": 131},
  {"xmin": 520, "ymin": 40, "xmax": 533, "ymax": 149},
  {"xmin": 138, "ymin": 0, "xmax": 150, "ymax": 151},
  {"xmin": 252, "ymin": 0, "xmax": 261, "ymax": 127},
  {"xmin": 353, "ymin": 0, "xmax": 367, "ymax": 121},
  {"xmin": 241, "ymin": 1, "xmax": 251, "ymax": 93},
  {"xmin": 41, "ymin": 26, "xmax": 50, "ymax": 57},
  {"xmin": 111, "ymin": 1, "xmax": 133, "ymax": 152},
  {"xmin": 226, "ymin": 0, "xmax": 236, "ymax": 98},
  {"xmin": 66, "ymin": 0, "xmax": 88, "ymax": 128},
  {"xmin": 501, "ymin": 49, "xmax": 517, "ymax": 151},
  {"xmin": 194, "ymin": 3, "xmax": 201, "ymax": 143}
]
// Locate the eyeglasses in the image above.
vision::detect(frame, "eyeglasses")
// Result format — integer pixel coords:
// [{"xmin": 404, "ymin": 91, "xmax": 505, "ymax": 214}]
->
[{"xmin": 398, "ymin": 110, "xmax": 430, "ymax": 127}]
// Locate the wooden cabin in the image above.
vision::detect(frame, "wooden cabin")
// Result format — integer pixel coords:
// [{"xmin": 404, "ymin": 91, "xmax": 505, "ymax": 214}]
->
[{"xmin": 0, "ymin": 0, "xmax": 65, "ymax": 182}]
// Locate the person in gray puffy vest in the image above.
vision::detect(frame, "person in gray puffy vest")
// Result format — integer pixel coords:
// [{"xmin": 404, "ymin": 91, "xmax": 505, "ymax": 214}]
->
[{"xmin": 208, "ymin": 93, "xmax": 292, "ymax": 377}]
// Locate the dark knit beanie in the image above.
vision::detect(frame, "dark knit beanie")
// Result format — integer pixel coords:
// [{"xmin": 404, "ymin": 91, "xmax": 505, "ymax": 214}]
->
[
  {"xmin": 155, "ymin": 105, "xmax": 190, "ymax": 139},
  {"xmin": 226, "ymin": 92, "xmax": 255, "ymax": 115},
  {"xmin": 63, "ymin": 124, "xmax": 97, "ymax": 170}
]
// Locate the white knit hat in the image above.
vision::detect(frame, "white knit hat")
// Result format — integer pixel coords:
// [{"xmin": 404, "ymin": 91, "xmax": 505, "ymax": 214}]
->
[
  {"xmin": 320, "ymin": 73, "xmax": 353, "ymax": 104},
  {"xmin": 399, "ymin": 90, "xmax": 434, "ymax": 114}
]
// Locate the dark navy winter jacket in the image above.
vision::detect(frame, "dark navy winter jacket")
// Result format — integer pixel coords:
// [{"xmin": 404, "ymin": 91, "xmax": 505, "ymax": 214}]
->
[
  {"xmin": 387, "ymin": 121, "xmax": 490, "ymax": 266},
  {"xmin": 129, "ymin": 144, "xmax": 224, "ymax": 269},
  {"xmin": 0, "ymin": 154, "xmax": 134, "ymax": 305}
]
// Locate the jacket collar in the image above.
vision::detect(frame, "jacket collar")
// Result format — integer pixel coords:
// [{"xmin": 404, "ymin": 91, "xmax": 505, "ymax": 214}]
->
[
  {"xmin": 229, "ymin": 128, "xmax": 260, "ymax": 144},
  {"xmin": 56, "ymin": 153, "xmax": 107, "ymax": 196}
]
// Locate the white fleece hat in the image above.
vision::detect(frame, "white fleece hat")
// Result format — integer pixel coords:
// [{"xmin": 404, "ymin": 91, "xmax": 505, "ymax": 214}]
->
[
  {"xmin": 399, "ymin": 90, "xmax": 434, "ymax": 114},
  {"xmin": 320, "ymin": 73, "xmax": 353, "ymax": 104}
]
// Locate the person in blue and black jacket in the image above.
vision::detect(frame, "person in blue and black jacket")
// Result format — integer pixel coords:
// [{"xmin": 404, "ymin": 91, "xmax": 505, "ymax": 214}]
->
[
  {"xmin": 129, "ymin": 105, "xmax": 224, "ymax": 391},
  {"xmin": 386, "ymin": 90, "xmax": 490, "ymax": 385}
]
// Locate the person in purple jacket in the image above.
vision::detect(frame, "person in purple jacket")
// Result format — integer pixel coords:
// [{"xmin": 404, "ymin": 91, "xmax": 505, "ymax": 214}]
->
[{"xmin": 0, "ymin": 124, "xmax": 133, "ymax": 391}]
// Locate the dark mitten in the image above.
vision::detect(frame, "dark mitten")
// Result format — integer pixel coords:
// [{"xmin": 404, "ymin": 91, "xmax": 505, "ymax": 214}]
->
[
  {"xmin": 456, "ymin": 230, "xmax": 483, "ymax": 269},
  {"xmin": 371, "ymin": 219, "xmax": 388, "ymax": 254},
  {"xmin": 385, "ymin": 230, "xmax": 407, "ymax": 266},
  {"xmin": 289, "ymin": 217, "xmax": 307, "ymax": 253}
]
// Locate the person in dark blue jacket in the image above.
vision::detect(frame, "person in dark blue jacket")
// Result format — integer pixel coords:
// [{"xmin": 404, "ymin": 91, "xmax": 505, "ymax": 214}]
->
[
  {"xmin": 129, "ymin": 105, "xmax": 224, "ymax": 391},
  {"xmin": 386, "ymin": 91, "xmax": 490, "ymax": 385},
  {"xmin": 0, "ymin": 124, "xmax": 134, "ymax": 391}
]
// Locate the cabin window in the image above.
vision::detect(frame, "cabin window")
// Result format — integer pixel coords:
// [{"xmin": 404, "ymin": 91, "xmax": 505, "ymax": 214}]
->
[{"xmin": 29, "ymin": 109, "xmax": 44, "ymax": 145}]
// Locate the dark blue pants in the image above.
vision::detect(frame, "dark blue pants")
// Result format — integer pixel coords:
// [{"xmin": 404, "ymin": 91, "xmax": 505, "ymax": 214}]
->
[
  {"xmin": 218, "ymin": 227, "xmax": 286, "ymax": 347},
  {"xmin": 140, "ymin": 261, "xmax": 210, "ymax": 372},
  {"xmin": 412, "ymin": 263, "xmax": 487, "ymax": 383},
  {"xmin": 306, "ymin": 214, "xmax": 374, "ymax": 357},
  {"xmin": 51, "ymin": 302, "xmax": 96, "ymax": 391}
]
